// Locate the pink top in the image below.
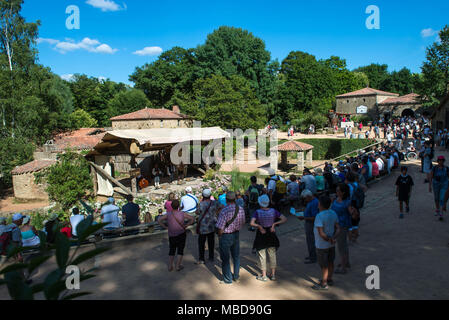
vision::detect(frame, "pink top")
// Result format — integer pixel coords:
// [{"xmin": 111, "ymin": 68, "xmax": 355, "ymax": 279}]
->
[
  {"xmin": 165, "ymin": 201, "xmax": 173, "ymax": 213},
  {"xmin": 372, "ymin": 161, "xmax": 379, "ymax": 177},
  {"xmin": 166, "ymin": 210, "xmax": 186, "ymax": 237}
]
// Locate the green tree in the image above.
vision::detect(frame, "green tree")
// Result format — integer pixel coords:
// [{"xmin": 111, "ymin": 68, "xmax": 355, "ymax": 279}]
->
[
  {"xmin": 353, "ymin": 64, "xmax": 390, "ymax": 90},
  {"xmin": 195, "ymin": 26, "xmax": 276, "ymax": 105},
  {"xmin": 69, "ymin": 109, "xmax": 98, "ymax": 129},
  {"xmin": 191, "ymin": 74, "xmax": 267, "ymax": 130},
  {"xmin": 130, "ymin": 47, "xmax": 198, "ymax": 107},
  {"xmin": 35, "ymin": 151, "xmax": 93, "ymax": 211},
  {"xmin": 0, "ymin": 132, "xmax": 35, "ymax": 189},
  {"xmin": 419, "ymin": 25, "xmax": 449, "ymax": 105},
  {"xmin": 0, "ymin": 0, "xmax": 40, "ymax": 136},
  {"xmin": 106, "ymin": 88, "xmax": 151, "ymax": 121}
]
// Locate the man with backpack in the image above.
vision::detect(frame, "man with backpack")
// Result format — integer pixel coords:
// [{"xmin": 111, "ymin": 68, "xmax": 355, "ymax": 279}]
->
[
  {"xmin": 246, "ymin": 176, "xmax": 263, "ymax": 230},
  {"xmin": 267, "ymin": 169, "xmax": 287, "ymax": 211}
]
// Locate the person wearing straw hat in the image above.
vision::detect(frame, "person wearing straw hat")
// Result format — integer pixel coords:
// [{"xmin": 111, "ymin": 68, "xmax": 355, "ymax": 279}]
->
[
  {"xmin": 20, "ymin": 216, "xmax": 40, "ymax": 247},
  {"xmin": 250, "ymin": 194, "xmax": 287, "ymax": 282}
]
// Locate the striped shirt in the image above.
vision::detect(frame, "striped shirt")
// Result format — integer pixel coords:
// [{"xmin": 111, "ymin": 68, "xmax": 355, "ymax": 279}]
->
[{"xmin": 216, "ymin": 204, "xmax": 245, "ymax": 234}]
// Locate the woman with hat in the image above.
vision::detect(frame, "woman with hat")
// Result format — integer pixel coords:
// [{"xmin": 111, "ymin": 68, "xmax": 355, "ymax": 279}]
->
[
  {"xmin": 429, "ymin": 155, "xmax": 449, "ymax": 221},
  {"xmin": 20, "ymin": 216, "xmax": 41, "ymax": 247},
  {"xmin": 250, "ymin": 195, "xmax": 287, "ymax": 282}
]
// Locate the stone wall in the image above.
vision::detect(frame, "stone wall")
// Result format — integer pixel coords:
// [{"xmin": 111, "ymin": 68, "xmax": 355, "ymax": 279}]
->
[
  {"xmin": 432, "ymin": 100, "xmax": 449, "ymax": 130},
  {"xmin": 111, "ymin": 119, "xmax": 193, "ymax": 130},
  {"xmin": 378, "ymin": 103, "xmax": 422, "ymax": 118},
  {"xmin": 336, "ymin": 94, "xmax": 395, "ymax": 117},
  {"xmin": 12, "ymin": 172, "xmax": 49, "ymax": 201}
]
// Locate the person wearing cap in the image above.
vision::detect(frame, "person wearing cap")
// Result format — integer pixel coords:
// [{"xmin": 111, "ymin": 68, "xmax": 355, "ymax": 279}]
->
[
  {"xmin": 216, "ymin": 192, "xmax": 246, "ymax": 284},
  {"xmin": 10, "ymin": 213, "xmax": 24, "ymax": 247},
  {"xmin": 300, "ymin": 190, "xmax": 319, "ymax": 264},
  {"xmin": 250, "ymin": 194, "xmax": 286, "ymax": 282},
  {"xmin": 180, "ymin": 187, "xmax": 199, "ymax": 215},
  {"xmin": 20, "ymin": 216, "xmax": 40, "ymax": 247},
  {"xmin": 101, "ymin": 197, "xmax": 121, "ymax": 230},
  {"xmin": 195, "ymin": 189, "xmax": 219, "ymax": 264},
  {"xmin": 430, "ymin": 156, "xmax": 449, "ymax": 221}
]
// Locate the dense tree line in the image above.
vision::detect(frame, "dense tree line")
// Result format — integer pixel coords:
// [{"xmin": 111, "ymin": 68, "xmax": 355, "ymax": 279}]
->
[{"xmin": 1, "ymin": 0, "xmax": 448, "ymax": 189}]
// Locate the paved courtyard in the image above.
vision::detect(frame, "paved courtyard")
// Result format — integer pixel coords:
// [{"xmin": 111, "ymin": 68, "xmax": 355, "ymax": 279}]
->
[{"xmin": 1, "ymin": 150, "xmax": 449, "ymax": 300}]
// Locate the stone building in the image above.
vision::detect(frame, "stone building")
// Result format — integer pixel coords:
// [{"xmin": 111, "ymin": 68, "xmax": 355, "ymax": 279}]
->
[
  {"xmin": 11, "ymin": 160, "xmax": 56, "ymax": 201},
  {"xmin": 336, "ymin": 87, "xmax": 399, "ymax": 118},
  {"xmin": 431, "ymin": 93, "xmax": 449, "ymax": 130},
  {"xmin": 110, "ymin": 106, "xmax": 192, "ymax": 130},
  {"xmin": 377, "ymin": 93, "xmax": 422, "ymax": 118},
  {"xmin": 11, "ymin": 128, "xmax": 106, "ymax": 201}
]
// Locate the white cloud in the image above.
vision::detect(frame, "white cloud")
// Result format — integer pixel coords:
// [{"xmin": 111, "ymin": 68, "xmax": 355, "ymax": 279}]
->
[
  {"xmin": 133, "ymin": 46, "xmax": 163, "ymax": 56},
  {"xmin": 421, "ymin": 28, "xmax": 438, "ymax": 38},
  {"xmin": 60, "ymin": 74, "xmax": 75, "ymax": 81},
  {"xmin": 86, "ymin": 0, "xmax": 126, "ymax": 12},
  {"xmin": 38, "ymin": 37, "xmax": 118, "ymax": 54}
]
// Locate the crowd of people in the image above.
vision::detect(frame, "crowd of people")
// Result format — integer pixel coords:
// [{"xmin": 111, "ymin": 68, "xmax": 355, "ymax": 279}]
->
[{"xmin": 1, "ymin": 113, "xmax": 446, "ymax": 291}]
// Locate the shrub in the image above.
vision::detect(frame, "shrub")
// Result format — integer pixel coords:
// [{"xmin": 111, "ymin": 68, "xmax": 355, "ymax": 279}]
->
[
  {"xmin": 35, "ymin": 151, "xmax": 93, "ymax": 211},
  {"xmin": 297, "ymin": 139, "xmax": 377, "ymax": 160}
]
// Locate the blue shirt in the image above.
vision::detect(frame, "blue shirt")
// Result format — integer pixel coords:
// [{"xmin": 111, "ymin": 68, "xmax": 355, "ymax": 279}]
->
[
  {"xmin": 218, "ymin": 193, "xmax": 227, "ymax": 207},
  {"xmin": 304, "ymin": 198, "xmax": 319, "ymax": 219},
  {"xmin": 330, "ymin": 199, "xmax": 352, "ymax": 228},
  {"xmin": 314, "ymin": 209, "xmax": 339, "ymax": 249}
]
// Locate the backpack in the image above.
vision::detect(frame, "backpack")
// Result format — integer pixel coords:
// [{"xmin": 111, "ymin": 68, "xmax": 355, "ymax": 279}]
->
[
  {"xmin": 0, "ymin": 231, "xmax": 12, "ymax": 256},
  {"xmin": 274, "ymin": 178, "xmax": 287, "ymax": 194},
  {"xmin": 350, "ymin": 183, "xmax": 365, "ymax": 210},
  {"xmin": 249, "ymin": 185, "xmax": 260, "ymax": 204}
]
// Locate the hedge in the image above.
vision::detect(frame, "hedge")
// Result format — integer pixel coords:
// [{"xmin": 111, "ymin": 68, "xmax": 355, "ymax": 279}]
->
[{"xmin": 297, "ymin": 139, "xmax": 377, "ymax": 160}]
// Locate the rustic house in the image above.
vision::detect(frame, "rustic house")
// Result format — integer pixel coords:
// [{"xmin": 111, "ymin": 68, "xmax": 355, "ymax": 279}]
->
[
  {"xmin": 336, "ymin": 87, "xmax": 399, "ymax": 118},
  {"xmin": 11, "ymin": 160, "xmax": 56, "ymax": 201},
  {"xmin": 431, "ymin": 93, "xmax": 449, "ymax": 130},
  {"xmin": 11, "ymin": 128, "xmax": 106, "ymax": 201},
  {"xmin": 377, "ymin": 93, "xmax": 423, "ymax": 118},
  {"xmin": 110, "ymin": 106, "xmax": 192, "ymax": 130}
]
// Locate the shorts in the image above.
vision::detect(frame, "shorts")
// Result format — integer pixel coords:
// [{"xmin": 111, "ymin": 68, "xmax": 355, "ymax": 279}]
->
[
  {"xmin": 169, "ymin": 232, "xmax": 187, "ymax": 256},
  {"xmin": 316, "ymin": 247, "xmax": 336, "ymax": 268}
]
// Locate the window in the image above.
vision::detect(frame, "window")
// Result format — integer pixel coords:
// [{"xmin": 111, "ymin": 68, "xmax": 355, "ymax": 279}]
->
[
  {"xmin": 347, "ymin": 100, "xmax": 349, "ymax": 103},
  {"xmin": 160, "ymin": 120, "xmax": 164, "ymax": 128}
]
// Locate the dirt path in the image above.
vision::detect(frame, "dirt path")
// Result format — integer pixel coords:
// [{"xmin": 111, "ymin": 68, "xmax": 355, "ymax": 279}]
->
[{"xmin": 2, "ymin": 149, "xmax": 448, "ymax": 300}]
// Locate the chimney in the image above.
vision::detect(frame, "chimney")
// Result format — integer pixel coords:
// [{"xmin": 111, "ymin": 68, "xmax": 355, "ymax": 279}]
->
[{"xmin": 172, "ymin": 105, "xmax": 180, "ymax": 114}]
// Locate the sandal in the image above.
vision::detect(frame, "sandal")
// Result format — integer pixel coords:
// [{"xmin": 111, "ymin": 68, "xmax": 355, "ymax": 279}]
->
[
  {"xmin": 176, "ymin": 265, "xmax": 184, "ymax": 271},
  {"xmin": 168, "ymin": 266, "xmax": 174, "ymax": 272},
  {"xmin": 195, "ymin": 261, "xmax": 205, "ymax": 265},
  {"xmin": 312, "ymin": 283, "xmax": 329, "ymax": 291},
  {"xmin": 256, "ymin": 276, "xmax": 268, "ymax": 282}
]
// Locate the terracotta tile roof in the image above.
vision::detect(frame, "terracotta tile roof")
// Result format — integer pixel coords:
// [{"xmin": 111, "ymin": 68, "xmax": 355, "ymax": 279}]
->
[
  {"xmin": 337, "ymin": 87, "xmax": 399, "ymax": 98},
  {"xmin": 11, "ymin": 160, "xmax": 56, "ymax": 175},
  {"xmin": 50, "ymin": 128, "xmax": 106, "ymax": 152},
  {"xmin": 110, "ymin": 108, "xmax": 189, "ymax": 121},
  {"xmin": 274, "ymin": 141, "xmax": 314, "ymax": 152},
  {"xmin": 378, "ymin": 93, "xmax": 421, "ymax": 105}
]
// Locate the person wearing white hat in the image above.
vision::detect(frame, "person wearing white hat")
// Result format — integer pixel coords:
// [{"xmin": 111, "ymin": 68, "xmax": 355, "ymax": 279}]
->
[
  {"xmin": 180, "ymin": 187, "xmax": 199, "ymax": 215},
  {"xmin": 20, "ymin": 216, "xmax": 40, "ymax": 247},
  {"xmin": 8, "ymin": 213, "xmax": 24, "ymax": 254},
  {"xmin": 195, "ymin": 189, "xmax": 219, "ymax": 264},
  {"xmin": 250, "ymin": 194, "xmax": 287, "ymax": 282}
]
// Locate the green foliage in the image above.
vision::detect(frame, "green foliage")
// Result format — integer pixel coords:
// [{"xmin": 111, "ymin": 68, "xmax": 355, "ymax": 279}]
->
[
  {"xmin": 35, "ymin": 151, "xmax": 92, "ymax": 211},
  {"xmin": 418, "ymin": 25, "xmax": 449, "ymax": 105},
  {"xmin": 0, "ymin": 215, "xmax": 109, "ymax": 300},
  {"xmin": 192, "ymin": 74, "xmax": 267, "ymax": 130},
  {"xmin": 107, "ymin": 88, "xmax": 151, "ymax": 120},
  {"xmin": 0, "ymin": 133, "xmax": 35, "ymax": 188},
  {"xmin": 351, "ymin": 115, "xmax": 371, "ymax": 125},
  {"xmin": 69, "ymin": 109, "xmax": 98, "ymax": 129},
  {"xmin": 229, "ymin": 168, "xmax": 252, "ymax": 193},
  {"xmin": 293, "ymin": 139, "xmax": 377, "ymax": 160},
  {"xmin": 291, "ymin": 111, "xmax": 329, "ymax": 132}
]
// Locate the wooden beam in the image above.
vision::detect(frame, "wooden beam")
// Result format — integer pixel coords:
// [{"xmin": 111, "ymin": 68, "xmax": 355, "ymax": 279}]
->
[{"xmin": 89, "ymin": 161, "xmax": 132, "ymax": 196}]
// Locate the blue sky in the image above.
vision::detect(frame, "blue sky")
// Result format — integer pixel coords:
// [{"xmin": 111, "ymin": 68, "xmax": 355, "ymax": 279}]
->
[{"xmin": 22, "ymin": 0, "xmax": 449, "ymax": 85}]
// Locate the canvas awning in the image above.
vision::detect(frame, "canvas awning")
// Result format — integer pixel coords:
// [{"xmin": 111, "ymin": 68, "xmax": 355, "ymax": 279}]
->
[{"xmin": 102, "ymin": 127, "xmax": 231, "ymax": 145}]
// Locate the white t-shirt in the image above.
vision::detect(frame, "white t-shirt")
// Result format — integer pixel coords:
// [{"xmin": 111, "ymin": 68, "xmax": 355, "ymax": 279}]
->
[
  {"xmin": 376, "ymin": 158, "xmax": 384, "ymax": 171},
  {"xmin": 70, "ymin": 215, "xmax": 85, "ymax": 237},
  {"xmin": 101, "ymin": 204, "xmax": 121, "ymax": 229},
  {"xmin": 180, "ymin": 194, "xmax": 199, "ymax": 213}
]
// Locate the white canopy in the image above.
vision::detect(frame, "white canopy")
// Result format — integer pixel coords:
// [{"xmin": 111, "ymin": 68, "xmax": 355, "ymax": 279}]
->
[{"xmin": 102, "ymin": 127, "xmax": 231, "ymax": 146}]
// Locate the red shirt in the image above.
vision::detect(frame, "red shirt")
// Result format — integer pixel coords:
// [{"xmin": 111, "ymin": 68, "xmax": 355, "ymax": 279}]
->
[{"xmin": 60, "ymin": 227, "xmax": 72, "ymax": 238}]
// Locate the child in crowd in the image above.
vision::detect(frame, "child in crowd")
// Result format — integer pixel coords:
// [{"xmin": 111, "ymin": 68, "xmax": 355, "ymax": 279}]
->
[{"xmin": 395, "ymin": 166, "xmax": 414, "ymax": 219}]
